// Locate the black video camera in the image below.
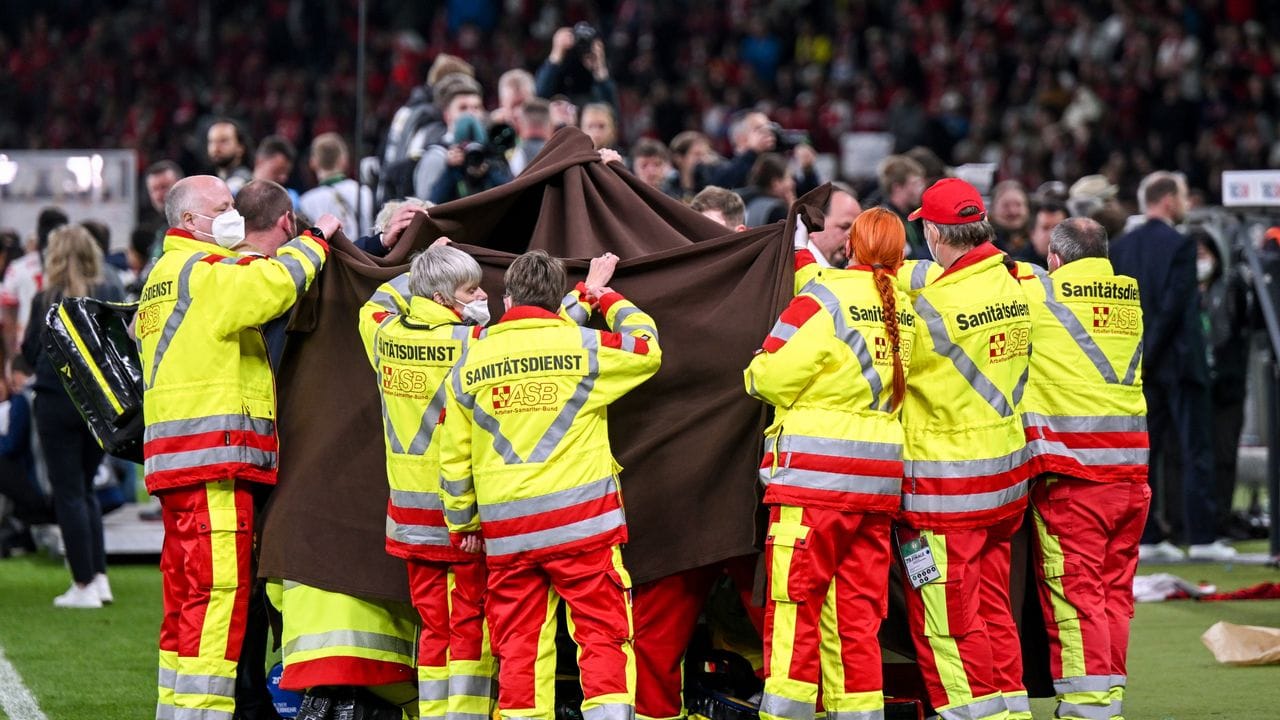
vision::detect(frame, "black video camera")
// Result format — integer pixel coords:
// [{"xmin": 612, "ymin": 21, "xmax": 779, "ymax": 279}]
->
[
  {"xmin": 769, "ymin": 122, "xmax": 809, "ymax": 153},
  {"xmin": 572, "ymin": 22, "xmax": 598, "ymax": 57}
]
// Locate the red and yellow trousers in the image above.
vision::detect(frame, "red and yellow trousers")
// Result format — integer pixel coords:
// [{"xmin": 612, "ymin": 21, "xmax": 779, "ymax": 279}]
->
[
  {"xmin": 407, "ymin": 557, "xmax": 498, "ymax": 720},
  {"xmin": 485, "ymin": 544, "xmax": 635, "ymax": 720},
  {"xmin": 156, "ymin": 480, "xmax": 254, "ymax": 720},
  {"xmin": 901, "ymin": 514, "xmax": 1025, "ymax": 720},
  {"xmin": 632, "ymin": 556, "xmax": 763, "ymax": 720},
  {"xmin": 1030, "ymin": 477, "xmax": 1149, "ymax": 720},
  {"xmin": 761, "ymin": 505, "xmax": 893, "ymax": 720}
]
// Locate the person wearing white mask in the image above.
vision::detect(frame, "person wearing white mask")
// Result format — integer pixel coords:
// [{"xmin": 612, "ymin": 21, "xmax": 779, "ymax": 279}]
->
[{"xmin": 139, "ymin": 175, "xmax": 334, "ymax": 720}]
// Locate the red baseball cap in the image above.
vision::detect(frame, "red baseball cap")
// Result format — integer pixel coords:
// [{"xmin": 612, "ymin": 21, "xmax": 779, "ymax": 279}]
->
[{"xmin": 907, "ymin": 178, "xmax": 987, "ymax": 223}]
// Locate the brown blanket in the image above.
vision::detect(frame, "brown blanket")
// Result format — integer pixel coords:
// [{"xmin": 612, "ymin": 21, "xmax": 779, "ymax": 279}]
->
[{"xmin": 259, "ymin": 128, "xmax": 795, "ymax": 596}]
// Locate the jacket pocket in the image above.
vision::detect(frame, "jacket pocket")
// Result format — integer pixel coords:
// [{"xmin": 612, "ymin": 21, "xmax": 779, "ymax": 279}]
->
[{"xmin": 766, "ymin": 521, "xmax": 811, "ymax": 603}]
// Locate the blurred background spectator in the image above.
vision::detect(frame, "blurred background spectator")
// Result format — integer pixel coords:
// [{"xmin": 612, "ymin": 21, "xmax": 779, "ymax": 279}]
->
[{"xmin": 0, "ymin": 1, "xmax": 1273, "ymax": 221}]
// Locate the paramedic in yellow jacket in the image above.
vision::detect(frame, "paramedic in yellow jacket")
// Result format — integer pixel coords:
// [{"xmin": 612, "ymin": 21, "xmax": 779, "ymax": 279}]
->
[
  {"xmin": 898, "ymin": 178, "xmax": 1034, "ymax": 720},
  {"xmin": 137, "ymin": 175, "xmax": 332, "ymax": 720},
  {"xmin": 746, "ymin": 207, "xmax": 916, "ymax": 720},
  {"xmin": 358, "ymin": 244, "xmax": 623, "ymax": 720},
  {"xmin": 439, "ymin": 250, "xmax": 661, "ymax": 720},
  {"xmin": 1019, "ymin": 218, "xmax": 1150, "ymax": 720}
]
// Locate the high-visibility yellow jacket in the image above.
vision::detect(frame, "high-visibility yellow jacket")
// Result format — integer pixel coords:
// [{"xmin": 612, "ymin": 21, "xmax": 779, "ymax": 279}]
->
[
  {"xmin": 1018, "ymin": 257, "xmax": 1148, "ymax": 483},
  {"xmin": 359, "ymin": 273, "xmax": 480, "ymax": 562},
  {"xmin": 358, "ymin": 274, "xmax": 597, "ymax": 562},
  {"xmin": 745, "ymin": 267, "xmax": 917, "ymax": 513},
  {"xmin": 438, "ymin": 292, "xmax": 661, "ymax": 566},
  {"xmin": 137, "ymin": 229, "xmax": 327, "ymax": 493},
  {"xmin": 899, "ymin": 243, "xmax": 1033, "ymax": 529}
]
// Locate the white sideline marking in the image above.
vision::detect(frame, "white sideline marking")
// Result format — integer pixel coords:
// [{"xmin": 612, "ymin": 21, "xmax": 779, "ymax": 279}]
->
[{"xmin": 0, "ymin": 645, "xmax": 48, "ymax": 720}]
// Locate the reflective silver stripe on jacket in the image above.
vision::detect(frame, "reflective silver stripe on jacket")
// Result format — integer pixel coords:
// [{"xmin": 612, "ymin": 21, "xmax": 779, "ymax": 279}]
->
[
  {"xmin": 612, "ymin": 304, "xmax": 659, "ymax": 340},
  {"xmin": 145, "ymin": 445, "xmax": 277, "ymax": 475},
  {"xmin": 369, "ymin": 274, "xmax": 412, "ymax": 314},
  {"xmin": 1021, "ymin": 412, "xmax": 1147, "ymax": 434},
  {"xmin": 1024, "ymin": 439, "xmax": 1149, "ymax": 467},
  {"xmin": 386, "ymin": 517, "xmax": 453, "ymax": 547},
  {"xmin": 777, "ymin": 434, "xmax": 902, "ymax": 461},
  {"xmin": 910, "ymin": 260, "xmax": 935, "ymax": 291},
  {"xmin": 805, "ymin": 283, "xmax": 887, "ymax": 411},
  {"xmin": 479, "ymin": 476, "xmax": 618, "ymax": 522},
  {"xmin": 144, "ymin": 414, "xmax": 276, "ymax": 442},
  {"xmin": 525, "ymin": 329, "xmax": 600, "ymax": 463},
  {"xmin": 147, "ymin": 254, "xmax": 203, "ymax": 388},
  {"xmin": 901, "ymin": 481, "xmax": 1029, "ymax": 514},
  {"xmin": 1038, "ymin": 274, "xmax": 1126, "ymax": 384},
  {"xmin": 485, "ymin": 507, "xmax": 625, "ymax": 556},
  {"xmin": 282, "ymin": 627, "xmax": 415, "ymax": 658},
  {"xmin": 763, "ymin": 467, "xmax": 901, "ymax": 496},
  {"xmin": 562, "ymin": 292, "xmax": 589, "ymax": 325},
  {"xmin": 912, "ymin": 293, "xmax": 1015, "ymax": 418},
  {"xmin": 905, "ymin": 446, "xmax": 1026, "ymax": 479},
  {"xmin": 389, "ymin": 488, "xmax": 445, "ymax": 510}
]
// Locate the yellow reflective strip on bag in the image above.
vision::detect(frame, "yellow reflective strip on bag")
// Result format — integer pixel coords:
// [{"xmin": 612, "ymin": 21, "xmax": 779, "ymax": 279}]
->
[{"xmin": 58, "ymin": 303, "xmax": 126, "ymax": 415}]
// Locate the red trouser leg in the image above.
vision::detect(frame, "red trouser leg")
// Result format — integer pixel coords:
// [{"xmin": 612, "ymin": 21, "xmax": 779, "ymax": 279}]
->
[
  {"xmin": 408, "ymin": 560, "xmax": 451, "ymax": 720},
  {"xmin": 447, "ymin": 558, "xmax": 498, "ymax": 720},
  {"xmin": 158, "ymin": 480, "xmax": 254, "ymax": 720},
  {"xmin": 761, "ymin": 506, "xmax": 893, "ymax": 720},
  {"xmin": 821, "ymin": 512, "xmax": 892, "ymax": 718},
  {"xmin": 633, "ymin": 564, "xmax": 719, "ymax": 720},
  {"xmin": 1031, "ymin": 478, "xmax": 1150, "ymax": 720},
  {"xmin": 487, "ymin": 561, "xmax": 559, "ymax": 720},
  {"xmin": 550, "ymin": 545, "xmax": 636, "ymax": 720},
  {"xmin": 901, "ymin": 525, "xmax": 1007, "ymax": 720},
  {"xmin": 1103, "ymin": 482, "xmax": 1149, "ymax": 720},
  {"xmin": 980, "ymin": 514, "xmax": 1028, "ymax": 719},
  {"xmin": 157, "ymin": 499, "xmax": 183, "ymax": 719}
]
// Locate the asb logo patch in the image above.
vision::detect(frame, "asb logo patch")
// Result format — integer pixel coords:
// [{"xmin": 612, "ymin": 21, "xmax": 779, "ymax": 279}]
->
[
  {"xmin": 491, "ymin": 382, "xmax": 559, "ymax": 414},
  {"xmin": 987, "ymin": 327, "xmax": 1030, "ymax": 363},
  {"xmin": 988, "ymin": 332, "xmax": 1007, "ymax": 359},
  {"xmin": 874, "ymin": 336, "xmax": 889, "ymax": 362},
  {"xmin": 1092, "ymin": 305, "xmax": 1110, "ymax": 328},
  {"xmin": 492, "ymin": 385, "xmax": 513, "ymax": 409}
]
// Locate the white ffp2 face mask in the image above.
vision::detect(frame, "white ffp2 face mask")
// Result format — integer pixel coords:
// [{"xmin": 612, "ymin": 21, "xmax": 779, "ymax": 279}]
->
[
  {"xmin": 458, "ymin": 298, "xmax": 490, "ymax": 326},
  {"xmin": 1196, "ymin": 258, "xmax": 1215, "ymax": 283},
  {"xmin": 195, "ymin": 209, "xmax": 247, "ymax": 249}
]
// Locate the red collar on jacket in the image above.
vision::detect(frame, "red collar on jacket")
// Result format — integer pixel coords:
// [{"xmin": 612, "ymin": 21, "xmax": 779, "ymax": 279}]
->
[
  {"xmin": 939, "ymin": 241, "xmax": 1002, "ymax": 279},
  {"xmin": 167, "ymin": 228, "xmax": 195, "ymax": 239},
  {"xmin": 498, "ymin": 305, "xmax": 562, "ymax": 323}
]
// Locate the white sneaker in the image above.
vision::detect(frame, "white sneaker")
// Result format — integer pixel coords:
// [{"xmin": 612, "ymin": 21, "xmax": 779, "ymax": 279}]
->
[
  {"xmin": 53, "ymin": 583, "xmax": 103, "ymax": 609},
  {"xmin": 1138, "ymin": 541, "xmax": 1186, "ymax": 562},
  {"xmin": 1188, "ymin": 540, "xmax": 1238, "ymax": 562},
  {"xmin": 92, "ymin": 573, "xmax": 114, "ymax": 604}
]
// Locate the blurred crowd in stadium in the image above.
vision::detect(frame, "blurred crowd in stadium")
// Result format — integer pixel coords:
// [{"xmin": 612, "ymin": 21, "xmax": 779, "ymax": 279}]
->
[{"xmin": 0, "ymin": 0, "xmax": 1276, "ymax": 203}]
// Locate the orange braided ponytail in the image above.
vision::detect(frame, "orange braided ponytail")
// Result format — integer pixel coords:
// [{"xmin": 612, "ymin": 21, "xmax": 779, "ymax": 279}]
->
[{"xmin": 848, "ymin": 208, "xmax": 907, "ymax": 411}]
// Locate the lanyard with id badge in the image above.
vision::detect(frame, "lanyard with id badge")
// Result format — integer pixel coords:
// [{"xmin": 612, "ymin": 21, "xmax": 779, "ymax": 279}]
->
[{"xmin": 896, "ymin": 527, "xmax": 941, "ymax": 589}]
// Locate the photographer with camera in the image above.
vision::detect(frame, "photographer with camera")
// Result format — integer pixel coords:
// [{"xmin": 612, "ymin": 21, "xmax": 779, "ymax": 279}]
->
[
  {"xmin": 535, "ymin": 24, "xmax": 619, "ymax": 114},
  {"xmin": 708, "ymin": 111, "xmax": 820, "ymax": 198},
  {"xmin": 429, "ymin": 139, "xmax": 513, "ymax": 204},
  {"xmin": 413, "ymin": 77, "xmax": 503, "ymax": 201}
]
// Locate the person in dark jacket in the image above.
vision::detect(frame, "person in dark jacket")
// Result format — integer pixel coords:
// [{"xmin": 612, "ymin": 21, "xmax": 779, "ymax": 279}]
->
[
  {"xmin": 1194, "ymin": 229, "xmax": 1253, "ymax": 537},
  {"xmin": 22, "ymin": 224, "xmax": 124, "ymax": 607},
  {"xmin": 1109, "ymin": 172, "xmax": 1234, "ymax": 562}
]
